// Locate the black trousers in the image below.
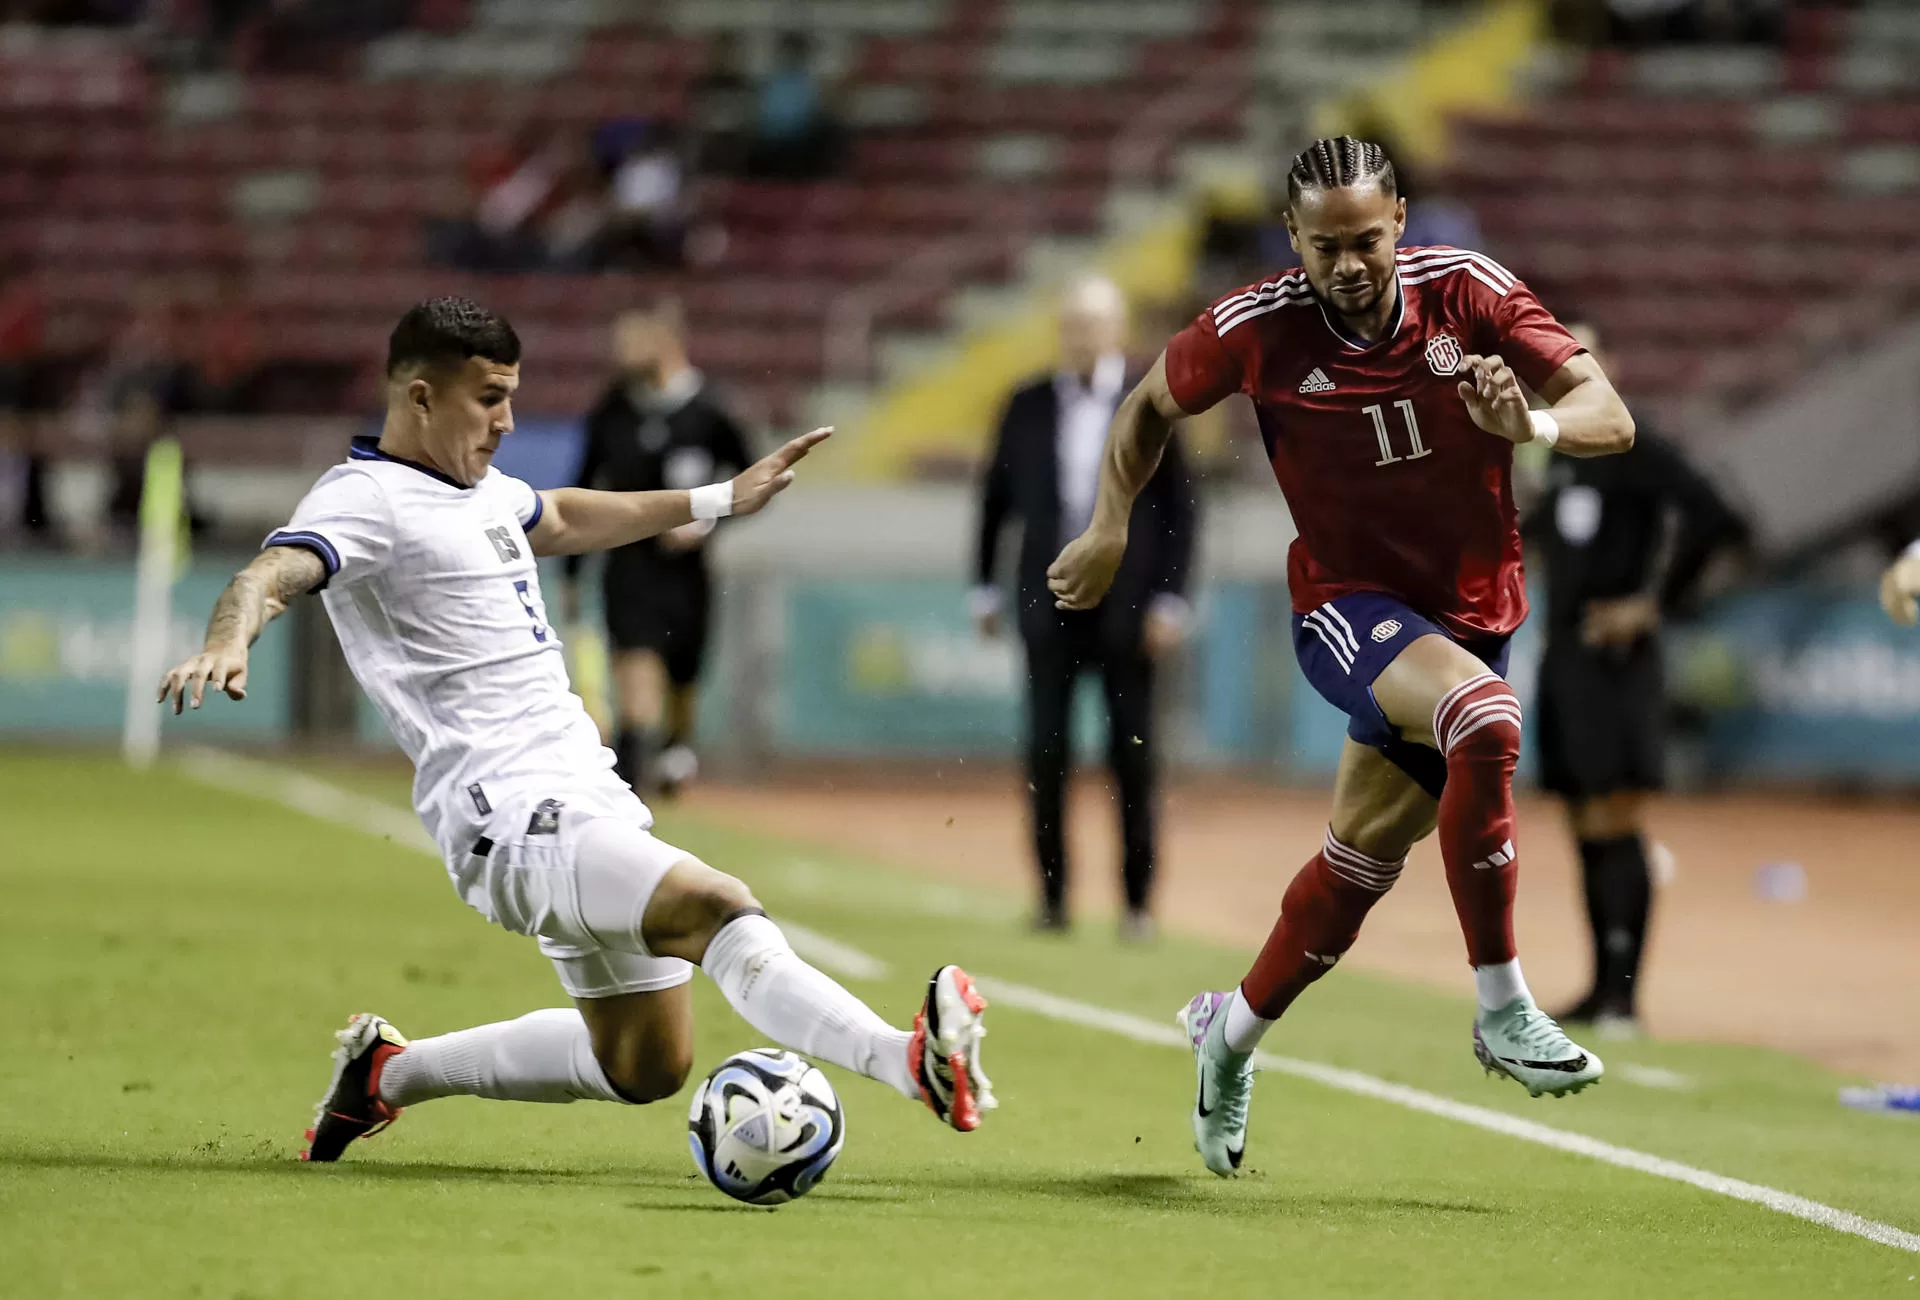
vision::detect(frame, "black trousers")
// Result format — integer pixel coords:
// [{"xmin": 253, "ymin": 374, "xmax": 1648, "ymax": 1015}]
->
[{"xmin": 1024, "ymin": 613, "xmax": 1158, "ymax": 916}]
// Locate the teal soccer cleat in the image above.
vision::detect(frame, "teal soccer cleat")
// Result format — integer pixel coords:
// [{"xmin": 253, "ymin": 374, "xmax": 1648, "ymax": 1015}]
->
[
  {"xmin": 1176, "ymin": 991, "xmax": 1255, "ymax": 1177},
  {"xmin": 1473, "ymin": 998, "xmax": 1605, "ymax": 1098}
]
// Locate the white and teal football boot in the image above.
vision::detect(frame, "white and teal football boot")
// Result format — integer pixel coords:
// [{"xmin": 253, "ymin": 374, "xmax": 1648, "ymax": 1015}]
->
[
  {"xmin": 1176, "ymin": 991, "xmax": 1255, "ymax": 1177},
  {"xmin": 1473, "ymin": 998, "xmax": 1605, "ymax": 1097}
]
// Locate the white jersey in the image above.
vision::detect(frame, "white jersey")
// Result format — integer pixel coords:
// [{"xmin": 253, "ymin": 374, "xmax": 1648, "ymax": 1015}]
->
[{"xmin": 266, "ymin": 437, "xmax": 636, "ymax": 858}]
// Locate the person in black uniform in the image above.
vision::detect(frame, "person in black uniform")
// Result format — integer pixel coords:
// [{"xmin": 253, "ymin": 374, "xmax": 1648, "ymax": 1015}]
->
[
  {"xmin": 1528, "ymin": 322, "xmax": 1744, "ymax": 1034},
  {"xmin": 560, "ymin": 299, "xmax": 753, "ymax": 795},
  {"xmin": 973, "ymin": 277, "xmax": 1198, "ymax": 940}
]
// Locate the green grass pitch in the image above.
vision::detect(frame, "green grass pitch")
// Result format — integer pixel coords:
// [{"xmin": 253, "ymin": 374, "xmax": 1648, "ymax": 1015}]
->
[{"xmin": 2, "ymin": 750, "xmax": 1917, "ymax": 1298}]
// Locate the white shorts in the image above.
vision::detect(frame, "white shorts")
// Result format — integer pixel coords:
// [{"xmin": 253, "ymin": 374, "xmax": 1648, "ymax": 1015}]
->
[{"xmin": 445, "ymin": 781, "xmax": 696, "ymax": 999}]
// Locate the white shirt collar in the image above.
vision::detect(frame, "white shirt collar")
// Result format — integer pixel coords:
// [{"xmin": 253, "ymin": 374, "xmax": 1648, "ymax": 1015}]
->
[{"xmin": 1054, "ymin": 351, "xmax": 1127, "ymax": 401}]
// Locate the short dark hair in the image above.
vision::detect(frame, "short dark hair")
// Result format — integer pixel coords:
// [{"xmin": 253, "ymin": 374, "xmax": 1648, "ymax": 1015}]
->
[
  {"xmin": 386, "ymin": 297, "xmax": 521, "ymax": 376},
  {"xmin": 1286, "ymin": 136, "xmax": 1398, "ymax": 211}
]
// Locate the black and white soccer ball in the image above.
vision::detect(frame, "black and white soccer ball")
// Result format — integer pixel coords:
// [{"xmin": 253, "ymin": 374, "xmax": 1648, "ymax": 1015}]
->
[{"xmin": 687, "ymin": 1048, "xmax": 845, "ymax": 1206}]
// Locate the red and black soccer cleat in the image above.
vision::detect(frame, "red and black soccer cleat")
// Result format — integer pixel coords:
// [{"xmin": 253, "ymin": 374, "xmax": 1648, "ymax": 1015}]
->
[
  {"xmin": 300, "ymin": 1013, "xmax": 408, "ymax": 1163},
  {"xmin": 908, "ymin": 965, "xmax": 997, "ymax": 1132}
]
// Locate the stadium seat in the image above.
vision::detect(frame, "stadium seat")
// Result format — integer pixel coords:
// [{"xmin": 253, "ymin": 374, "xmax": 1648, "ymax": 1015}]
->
[
  {"xmin": 1449, "ymin": 10, "xmax": 1920, "ymax": 430},
  {"xmin": 6, "ymin": 0, "xmax": 1251, "ymax": 418}
]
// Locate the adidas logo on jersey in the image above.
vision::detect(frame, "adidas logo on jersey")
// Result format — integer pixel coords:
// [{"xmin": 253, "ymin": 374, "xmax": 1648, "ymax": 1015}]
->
[
  {"xmin": 1472, "ymin": 840, "xmax": 1516, "ymax": 871},
  {"xmin": 1298, "ymin": 368, "xmax": 1336, "ymax": 394}
]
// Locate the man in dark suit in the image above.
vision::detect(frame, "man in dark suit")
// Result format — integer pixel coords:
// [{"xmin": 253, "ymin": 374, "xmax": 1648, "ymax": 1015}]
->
[{"xmin": 973, "ymin": 277, "xmax": 1198, "ymax": 940}]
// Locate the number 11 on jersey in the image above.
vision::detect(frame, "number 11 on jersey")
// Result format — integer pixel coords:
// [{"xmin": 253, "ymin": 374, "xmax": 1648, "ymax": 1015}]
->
[{"xmin": 1364, "ymin": 400, "xmax": 1430, "ymax": 467}]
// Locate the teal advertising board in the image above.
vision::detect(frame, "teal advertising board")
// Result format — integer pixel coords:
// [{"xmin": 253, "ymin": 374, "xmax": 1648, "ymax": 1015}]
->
[
  {"xmin": 777, "ymin": 578, "xmax": 1027, "ymax": 755},
  {"xmin": 0, "ymin": 557, "xmax": 291, "ymax": 737},
  {"xmin": 1673, "ymin": 583, "xmax": 1920, "ymax": 782}
]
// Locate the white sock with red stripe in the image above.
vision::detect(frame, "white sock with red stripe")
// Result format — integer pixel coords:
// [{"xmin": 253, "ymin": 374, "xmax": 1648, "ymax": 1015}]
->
[
  {"xmin": 702, "ymin": 914, "xmax": 918, "ymax": 1099},
  {"xmin": 377, "ymin": 1009, "xmax": 627, "ymax": 1106}
]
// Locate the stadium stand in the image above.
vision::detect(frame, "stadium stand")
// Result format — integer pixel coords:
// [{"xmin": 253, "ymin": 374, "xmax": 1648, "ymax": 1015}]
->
[
  {"xmin": 1, "ymin": 1, "xmax": 1257, "ymax": 428},
  {"xmin": 1447, "ymin": 0, "xmax": 1920, "ymax": 430}
]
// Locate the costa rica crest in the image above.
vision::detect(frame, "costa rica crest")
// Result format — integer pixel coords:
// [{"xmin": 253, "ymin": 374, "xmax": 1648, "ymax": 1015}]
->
[{"xmin": 1425, "ymin": 333, "xmax": 1464, "ymax": 377}]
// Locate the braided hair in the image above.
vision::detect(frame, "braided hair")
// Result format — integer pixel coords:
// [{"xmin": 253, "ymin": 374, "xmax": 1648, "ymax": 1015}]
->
[{"xmin": 1285, "ymin": 136, "xmax": 1397, "ymax": 211}]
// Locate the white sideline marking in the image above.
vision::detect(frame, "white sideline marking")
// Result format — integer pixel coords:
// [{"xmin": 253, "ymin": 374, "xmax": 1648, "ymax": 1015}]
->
[
  {"xmin": 1618, "ymin": 1064, "xmax": 1695, "ymax": 1091},
  {"xmin": 974, "ymin": 977, "xmax": 1920, "ymax": 1256},
  {"xmin": 781, "ymin": 922, "xmax": 892, "ymax": 981},
  {"xmin": 176, "ymin": 747, "xmax": 436, "ymax": 853},
  {"xmin": 172, "ymin": 753, "xmax": 1918, "ymax": 1255},
  {"xmin": 174, "ymin": 750, "xmax": 890, "ymax": 987}
]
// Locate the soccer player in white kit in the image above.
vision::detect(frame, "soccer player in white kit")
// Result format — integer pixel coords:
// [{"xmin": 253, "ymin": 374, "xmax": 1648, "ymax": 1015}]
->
[{"xmin": 157, "ymin": 298, "xmax": 994, "ymax": 1162}]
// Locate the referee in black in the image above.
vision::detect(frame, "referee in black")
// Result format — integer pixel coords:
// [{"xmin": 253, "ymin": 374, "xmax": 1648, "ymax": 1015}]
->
[
  {"xmin": 560, "ymin": 299, "xmax": 753, "ymax": 795},
  {"xmin": 974, "ymin": 276, "xmax": 1197, "ymax": 941},
  {"xmin": 1529, "ymin": 321, "xmax": 1744, "ymax": 1034}
]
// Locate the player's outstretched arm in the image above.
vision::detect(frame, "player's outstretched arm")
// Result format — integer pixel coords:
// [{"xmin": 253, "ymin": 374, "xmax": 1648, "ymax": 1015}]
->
[
  {"xmin": 528, "ymin": 427, "xmax": 831, "ymax": 557},
  {"xmin": 1456, "ymin": 351, "xmax": 1634, "ymax": 458},
  {"xmin": 1047, "ymin": 354, "xmax": 1191, "ymax": 610},
  {"xmin": 157, "ymin": 545, "xmax": 326, "ymax": 714}
]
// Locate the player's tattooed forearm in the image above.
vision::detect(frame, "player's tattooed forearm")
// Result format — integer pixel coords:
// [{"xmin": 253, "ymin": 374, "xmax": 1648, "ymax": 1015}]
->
[
  {"xmin": 204, "ymin": 547, "xmax": 324, "ymax": 647},
  {"xmin": 258, "ymin": 545, "xmax": 326, "ymax": 601}
]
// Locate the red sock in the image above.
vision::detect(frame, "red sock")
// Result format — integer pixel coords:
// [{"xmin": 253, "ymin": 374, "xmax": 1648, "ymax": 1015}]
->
[
  {"xmin": 1433, "ymin": 673, "xmax": 1523, "ymax": 966},
  {"xmin": 1239, "ymin": 830, "xmax": 1404, "ymax": 1019}
]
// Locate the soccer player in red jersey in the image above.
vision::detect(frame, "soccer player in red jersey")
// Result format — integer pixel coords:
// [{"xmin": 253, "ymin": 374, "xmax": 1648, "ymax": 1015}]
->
[{"xmin": 1047, "ymin": 137, "xmax": 1636, "ymax": 1176}]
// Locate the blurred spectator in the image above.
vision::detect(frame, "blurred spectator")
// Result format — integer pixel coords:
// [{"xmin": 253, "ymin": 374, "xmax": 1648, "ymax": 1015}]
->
[
  {"xmin": 0, "ymin": 272, "xmax": 41, "ymax": 417},
  {"xmin": 0, "ymin": 0, "xmax": 146, "ymax": 23},
  {"xmin": 0, "ymin": 271, "xmax": 46, "ymax": 537},
  {"xmin": 746, "ymin": 32, "xmax": 846, "ymax": 181},
  {"xmin": 241, "ymin": 0, "xmax": 413, "ymax": 74},
  {"xmin": 442, "ymin": 128, "xmax": 609, "ymax": 272},
  {"xmin": 184, "ymin": 275, "xmax": 262, "ymax": 414},
  {"xmin": 1553, "ymin": 0, "xmax": 1785, "ymax": 47},
  {"xmin": 92, "ymin": 292, "xmax": 190, "ymax": 532},
  {"xmin": 595, "ymin": 120, "xmax": 689, "ymax": 269},
  {"xmin": 690, "ymin": 31, "xmax": 755, "ymax": 175}
]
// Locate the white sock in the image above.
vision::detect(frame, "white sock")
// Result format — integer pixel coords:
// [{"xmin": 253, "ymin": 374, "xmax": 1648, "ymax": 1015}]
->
[
  {"xmin": 1474, "ymin": 958, "xmax": 1533, "ymax": 1011},
  {"xmin": 377, "ymin": 1009, "xmax": 627, "ymax": 1107},
  {"xmin": 703, "ymin": 914, "xmax": 918, "ymax": 1100},
  {"xmin": 1220, "ymin": 987, "xmax": 1272, "ymax": 1055}
]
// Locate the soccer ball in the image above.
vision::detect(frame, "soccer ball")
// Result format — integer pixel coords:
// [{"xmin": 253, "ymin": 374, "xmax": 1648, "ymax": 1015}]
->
[{"xmin": 687, "ymin": 1048, "xmax": 845, "ymax": 1205}]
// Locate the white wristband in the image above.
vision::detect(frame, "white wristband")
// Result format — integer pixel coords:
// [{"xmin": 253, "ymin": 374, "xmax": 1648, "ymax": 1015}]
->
[
  {"xmin": 1902, "ymin": 539, "xmax": 1920, "ymax": 564},
  {"xmin": 689, "ymin": 482, "xmax": 734, "ymax": 521},
  {"xmin": 1529, "ymin": 410, "xmax": 1561, "ymax": 449}
]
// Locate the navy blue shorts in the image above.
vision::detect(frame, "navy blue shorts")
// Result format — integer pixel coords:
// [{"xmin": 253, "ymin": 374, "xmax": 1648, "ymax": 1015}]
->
[{"xmin": 1292, "ymin": 591, "xmax": 1513, "ymax": 799}]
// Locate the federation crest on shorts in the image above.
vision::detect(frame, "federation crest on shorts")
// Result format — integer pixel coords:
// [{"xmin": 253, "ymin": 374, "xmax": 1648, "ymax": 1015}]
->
[
  {"xmin": 1425, "ymin": 333, "xmax": 1463, "ymax": 377},
  {"xmin": 1371, "ymin": 619, "xmax": 1402, "ymax": 643},
  {"xmin": 526, "ymin": 798, "xmax": 564, "ymax": 835}
]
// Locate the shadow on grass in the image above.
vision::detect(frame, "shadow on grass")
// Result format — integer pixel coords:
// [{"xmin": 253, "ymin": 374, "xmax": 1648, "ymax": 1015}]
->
[
  {"xmin": 0, "ymin": 1151, "xmax": 1503, "ymax": 1223},
  {"xmin": 0, "ymin": 1148, "xmax": 926, "ymax": 1212},
  {"xmin": 810, "ymin": 1170, "xmax": 1505, "ymax": 1221},
  {"xmin": 0, "ymin": 1147, "xmax": 647, "ymax": 1188}
]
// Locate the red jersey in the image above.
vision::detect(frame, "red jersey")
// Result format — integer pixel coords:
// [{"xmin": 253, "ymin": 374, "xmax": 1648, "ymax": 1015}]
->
[{"xmin": 1165, "ymin": 246, "xmax": 1583, "ymax": 638}]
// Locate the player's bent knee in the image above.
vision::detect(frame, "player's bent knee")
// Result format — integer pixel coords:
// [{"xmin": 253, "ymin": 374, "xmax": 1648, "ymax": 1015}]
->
[
  {"xmin": 601, "ymin": 1040, "xmax": 694, "ymax": 1104},
  {"xmin": 596, "ymin": 1042, "xmax": 693, "ymax": 1104},
  {"xmin": 640, "ymin": 859, "xmax": 761, "ymax": 961}
]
